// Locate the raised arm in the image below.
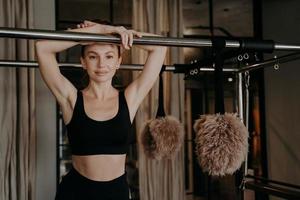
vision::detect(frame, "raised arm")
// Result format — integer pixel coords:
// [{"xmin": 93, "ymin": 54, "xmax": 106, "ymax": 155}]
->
[
  {"xmin": 35, "ymin": 37, "xmax": 77, "ymax": 105},
  {"xmin": 124, "ymin": 32, "xmax": 168, "ymax": 122}
]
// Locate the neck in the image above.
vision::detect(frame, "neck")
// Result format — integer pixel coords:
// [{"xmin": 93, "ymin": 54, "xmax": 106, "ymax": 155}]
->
[{"xmin": 84, "ymin": 81, "xmax": 116, "ymax": 100}]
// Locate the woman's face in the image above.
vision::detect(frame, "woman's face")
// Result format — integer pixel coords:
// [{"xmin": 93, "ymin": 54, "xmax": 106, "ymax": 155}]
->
[{"xmin": 80, "ymin": 43, "xmax": 122, "ymax": 84}]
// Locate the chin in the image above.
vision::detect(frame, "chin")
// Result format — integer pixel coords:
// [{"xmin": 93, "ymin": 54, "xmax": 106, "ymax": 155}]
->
[{"xmin": 92, "ymin": 76, "xmax": 113, "ymax": 83}]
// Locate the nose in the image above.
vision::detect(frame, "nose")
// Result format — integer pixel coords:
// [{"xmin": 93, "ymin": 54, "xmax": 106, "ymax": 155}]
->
[{"xmin": 97, "ymin": 57, "xmax": 105, "ymax": 68}]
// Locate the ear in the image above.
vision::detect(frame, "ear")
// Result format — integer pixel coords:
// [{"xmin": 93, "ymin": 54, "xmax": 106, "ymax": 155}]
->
[
  {"xmin": 116, "ymin": 57, "xmax": 122, "ymax": 69},
  {"xmin": 80, "ymin": 57, "xmax": 87, "ymax": 70}
]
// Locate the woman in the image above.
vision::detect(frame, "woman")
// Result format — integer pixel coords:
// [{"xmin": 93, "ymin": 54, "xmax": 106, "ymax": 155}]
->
[{"xmin": 35, "ymin": 20, "xmax": 167, "ymax": 200}]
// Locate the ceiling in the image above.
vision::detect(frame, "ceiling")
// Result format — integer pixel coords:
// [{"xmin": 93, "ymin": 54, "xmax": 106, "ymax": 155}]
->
[
  {"xmin": 58, "ymin": 0, "xmax": 253, "ymax": 37},
  {"xmin": 182, "ymin": 0, "xmax": 253, "ymax": 37}
]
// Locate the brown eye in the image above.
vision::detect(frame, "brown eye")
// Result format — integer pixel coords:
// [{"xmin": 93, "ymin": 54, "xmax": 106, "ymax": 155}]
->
[
  {"xmin": 88, "ymin": 55, "xmax": 96, "ymax": 59},
  {"xmin": 107, "ymin": 55, "xmax": 113, "ymax": 59}
]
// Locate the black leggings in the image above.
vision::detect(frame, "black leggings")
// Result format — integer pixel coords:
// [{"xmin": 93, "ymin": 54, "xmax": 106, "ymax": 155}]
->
[{"xmin": 55, "ymin": 167, "xmax": 130, "ymax": 200}]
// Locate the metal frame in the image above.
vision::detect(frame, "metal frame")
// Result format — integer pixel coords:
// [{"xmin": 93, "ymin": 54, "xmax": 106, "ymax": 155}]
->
[
  {"xmin": 238, "ymin": 52, "xmax": 300, "ymax": 73},
  {"xmin": 246, "ymin": 175, "xmax": 300, "ymax": 190},
  {"xmin": 245, "ymin": 181, "xmax": 300, "ymax": 199}
]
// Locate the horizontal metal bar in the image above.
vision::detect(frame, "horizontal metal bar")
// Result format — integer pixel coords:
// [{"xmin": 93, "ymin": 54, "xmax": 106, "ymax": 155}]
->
[
  {"xmin": 0, "ymin": 60, "xmax": 239, "ymax": 72},
  {"xmin": 1, "ymin": 27, "xmax": 300, "ymax": 51},
  {"xmin": 2, "ymin": 58, "xmax": 299, "ymax": 73},
  {"xmin": 245, "ymin": 181, "xmax": 300, "ymax": 199},
  {"xmin": 0, "ymin": 60, "xmax": 176, "ymax": 71},
  {"xmin": 238, "ymin": 52, "xmax": 300, "ymax": 73},
  {"xmin": 246, "ymin": 175, "xmax": 300, "ymax": 190},
  {"xmin": 0, "ymin": 27, "xmax": 214, "ymax": 48},
  {"xmin": 275, "ymin": 43, "xmax": 300, "ymax": 51}
]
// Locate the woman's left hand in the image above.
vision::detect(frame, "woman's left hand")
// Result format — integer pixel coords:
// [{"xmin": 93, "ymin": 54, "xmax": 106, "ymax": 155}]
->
[
  {"xmin": 77, "ymin": 20, "xmax": 142, "ymax": 50},
  {"xmin": 115, "ymin": 27, "xmax": 142, "ymax": 50}
]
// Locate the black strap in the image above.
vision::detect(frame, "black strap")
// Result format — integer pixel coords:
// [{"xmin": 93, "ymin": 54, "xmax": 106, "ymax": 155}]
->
[
  {"xmin": 75, "ymin": 90, "xmax": 84, "ymax": 115},
  {"xmin": 156, "ymin": 71, "xmax": 166, "ymax": 118},
  {"xmin": 119, "ymin": 90, "xmax": 128, "ymax": 110},
  {"xmin": 212, "ymin": 38, "xmax": 226, "ymax": 114}
]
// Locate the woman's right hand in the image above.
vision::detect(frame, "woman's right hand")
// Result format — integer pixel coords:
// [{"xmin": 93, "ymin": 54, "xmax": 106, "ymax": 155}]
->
[{"xmin": 77, "ymin": 20, "xmax": 142, "ymax": 50}]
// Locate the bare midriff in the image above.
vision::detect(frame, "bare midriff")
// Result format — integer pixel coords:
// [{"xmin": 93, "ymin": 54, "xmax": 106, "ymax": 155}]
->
[{"xmin": 72, "ymin": 154, "xmax": 126, "ymax": 181}]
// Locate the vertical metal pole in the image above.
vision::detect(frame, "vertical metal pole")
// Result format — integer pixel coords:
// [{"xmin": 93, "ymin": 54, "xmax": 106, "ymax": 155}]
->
[
  {"xmin": 238, "ymin": 72, "xmax": 249, "ymax": 200},
  {"xmin": 245, "ymin": 72, "xmax": 250, "ymax": 131},
  {"xmin": 238, "ymin": 73, "xmax": 244, "ymax": 126}
]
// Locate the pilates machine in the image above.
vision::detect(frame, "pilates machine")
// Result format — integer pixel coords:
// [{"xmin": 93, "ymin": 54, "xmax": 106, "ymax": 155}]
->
[{"xmin": 0, "ymin": 27, "xmax": 300, "ymax": 199}]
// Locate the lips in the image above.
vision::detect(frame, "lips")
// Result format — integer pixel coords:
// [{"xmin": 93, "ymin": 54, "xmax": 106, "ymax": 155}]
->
[{"xmin": 94, "ymin": 71, "xmax": 108, "ymax": 76}]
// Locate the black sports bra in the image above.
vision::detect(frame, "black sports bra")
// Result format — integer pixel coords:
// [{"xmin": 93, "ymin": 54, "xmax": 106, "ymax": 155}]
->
[{"xmin": 66, "ymin": 90, "xmax": 132, "ymax": 155}]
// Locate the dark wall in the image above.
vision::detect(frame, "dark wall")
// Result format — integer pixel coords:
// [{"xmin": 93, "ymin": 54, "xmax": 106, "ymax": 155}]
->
[{"xmin": 262, "ymin": 1, "xmax": 300, "ymax": 198}]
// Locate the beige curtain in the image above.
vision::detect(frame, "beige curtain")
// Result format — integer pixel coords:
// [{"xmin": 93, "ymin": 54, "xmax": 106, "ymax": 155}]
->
[
  {"xmin": 132, "ymin": 0, "xmax": 185, "ymax": 199},
  {"xmin": 0, "ymin": 0, "xmax": 36, "ymax": 200}
]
